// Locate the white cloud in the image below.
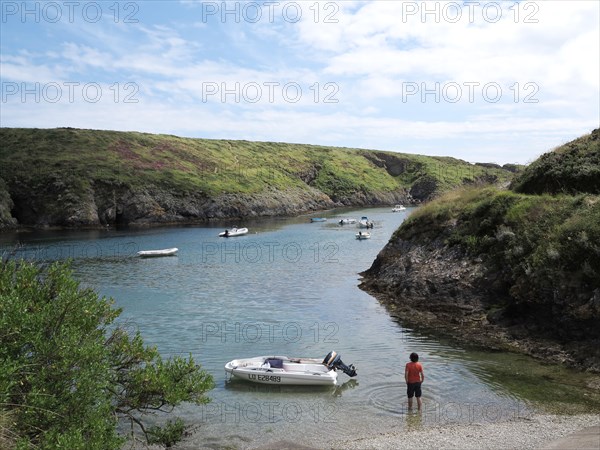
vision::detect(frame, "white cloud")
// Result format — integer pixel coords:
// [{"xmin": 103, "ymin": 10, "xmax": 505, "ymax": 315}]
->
[{"xmin": 1, "ymin": 1, "xmax": 598, "ymax": 164}]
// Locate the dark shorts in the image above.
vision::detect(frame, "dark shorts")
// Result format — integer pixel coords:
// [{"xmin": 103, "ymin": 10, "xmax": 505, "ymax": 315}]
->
[{"xmin": 407, "ymin": 382, "xmax": 422, "ymax": 398}]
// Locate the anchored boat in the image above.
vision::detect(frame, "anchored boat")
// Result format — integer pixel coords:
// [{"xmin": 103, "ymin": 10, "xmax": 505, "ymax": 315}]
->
[
  {"xmin": 219, "ymin": 227, "xmax": 249, "ymax": 237},
  {"xmin": 137, "ymin": 248, "xmax": 178, "ymax": 257},
  {"xmin": 224, "ymin": 351, "xmax": 357, "ymax": 386},
  {"xmin": 358, "ymin": 216, "xmax": 373, "ymax": 228}
]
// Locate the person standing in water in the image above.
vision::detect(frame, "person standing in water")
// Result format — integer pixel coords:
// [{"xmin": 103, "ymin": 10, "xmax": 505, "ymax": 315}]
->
[{"xmin": 405, "ymin": 352, "xmax": 424, "ymax": 411}]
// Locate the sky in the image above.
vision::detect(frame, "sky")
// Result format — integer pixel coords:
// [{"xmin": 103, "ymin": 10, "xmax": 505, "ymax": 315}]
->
[{"xmin": 1, "ymin": 0, "xmax": 599, "ymax": 164}]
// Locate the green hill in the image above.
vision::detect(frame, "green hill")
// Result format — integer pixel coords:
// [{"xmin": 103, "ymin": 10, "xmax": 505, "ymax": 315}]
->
[
  {"xmin": 362, "ymin": 129, "xmax": 600, "ymax": 370},
  {"xmin": 0, "ymin": 127, "xmax": 513, "ymax": 229}
]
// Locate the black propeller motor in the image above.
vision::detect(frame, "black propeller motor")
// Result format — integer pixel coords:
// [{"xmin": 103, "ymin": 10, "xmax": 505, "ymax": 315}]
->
[{"xmin": 323, "ymin": 351, "xmax": 357, "ymax": 377}]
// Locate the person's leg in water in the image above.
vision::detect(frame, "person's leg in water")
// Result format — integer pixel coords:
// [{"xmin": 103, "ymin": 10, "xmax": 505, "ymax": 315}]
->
[
  {"xmin": 415, "ymin": 383, "xmax": 422, "ymax": 411},
  {"xmin": 407, "ymin": 383, "xmax": 415, "ymax": 409}
]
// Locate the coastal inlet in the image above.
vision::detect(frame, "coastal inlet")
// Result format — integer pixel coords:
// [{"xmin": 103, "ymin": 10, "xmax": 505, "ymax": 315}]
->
[{"xmin": 1, "ymin": 207, "xmax": 598, "ymax": 447}]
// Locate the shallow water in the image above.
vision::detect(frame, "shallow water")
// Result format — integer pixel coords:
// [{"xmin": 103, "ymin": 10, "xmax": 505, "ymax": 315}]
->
[{"xmin": 2, "ymin": 207, "xmax": 598, "ymax": 448}]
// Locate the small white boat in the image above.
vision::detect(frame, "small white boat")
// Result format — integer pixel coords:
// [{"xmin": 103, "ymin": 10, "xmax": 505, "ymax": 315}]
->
[
  {"xmin": 356, "ymin": 232, "xmax": 371, "ymax": 240},
  {"xmin": 311, "ymin": 218, "xmax": 327, "ymax": 223},
  {"xmin": 358, "ymin": 216, "xmax": 373, "ymax": 229},
  {"xmin": 338, "ymin": 218, "xmax": 357, "ymax": 225},
  {"xmin": 225, "ymin": 351, "xmax": 357, "ymax": 386},
  {"xmin": 137, "ymin": 247, "xmax": 178, "ymax": 257},
  {"xmin": 392, "ymin": 204, "xmax": 406, "ymax": 212},
  {"xmin": 219, "ymin": 227, "xmax": 249, "ymax": 237}
]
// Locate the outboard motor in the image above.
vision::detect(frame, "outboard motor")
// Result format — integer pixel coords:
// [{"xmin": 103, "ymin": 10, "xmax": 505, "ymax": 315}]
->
[{"xmin": 323, "ymin": 351, "xmax": 357, "ymax": 377}]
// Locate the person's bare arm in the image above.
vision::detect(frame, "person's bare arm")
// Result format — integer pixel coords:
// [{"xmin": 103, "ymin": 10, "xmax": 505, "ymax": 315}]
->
[{"xmin": 404, "ymin": 366, "xmax": 409, "ymax": 384}]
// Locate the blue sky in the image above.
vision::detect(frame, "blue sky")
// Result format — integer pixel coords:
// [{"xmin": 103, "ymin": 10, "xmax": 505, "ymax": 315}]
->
[{"xmin": 1, "ymin": 1, "xmax": 599, "ymax": 164}]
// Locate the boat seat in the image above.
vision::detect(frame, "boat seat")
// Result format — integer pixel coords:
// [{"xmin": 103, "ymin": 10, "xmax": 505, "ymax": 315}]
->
[{"xmin": 260, "ymin": 360, "xmax": 285, "ymax": 372}]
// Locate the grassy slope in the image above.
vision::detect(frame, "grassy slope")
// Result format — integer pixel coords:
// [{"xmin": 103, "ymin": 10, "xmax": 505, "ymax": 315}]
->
[{"xmin": 0, "ymin": 127, "xmax": 512, "ymax": 200}]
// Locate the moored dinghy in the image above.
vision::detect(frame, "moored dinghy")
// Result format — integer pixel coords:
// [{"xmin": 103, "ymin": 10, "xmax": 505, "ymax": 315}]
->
[
  {"xmin": 137, "ymin": 248, "xmax": 178, "ymax": 257},
  {"xmin": 355, "ymin": 231, "xmax": 371, "ymax": 240},
  {"xmin": 225, "ymin": 351, "xmax": 357, "ymax": 386}
]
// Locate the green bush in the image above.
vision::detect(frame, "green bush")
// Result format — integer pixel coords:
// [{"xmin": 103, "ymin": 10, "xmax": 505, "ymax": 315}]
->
[
  {"xmin": 511, "ymin": 129, "xmax": 600, "ymax": 195},
  {"xmin": 0, "ymin": 261, "xmax": 214, "ymax": 449}
]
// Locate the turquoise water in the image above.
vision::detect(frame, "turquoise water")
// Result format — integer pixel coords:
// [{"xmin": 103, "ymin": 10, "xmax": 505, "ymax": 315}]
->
[{"xmin": 2, "ymin": 207, "xmax": 564, "ymax": 447}]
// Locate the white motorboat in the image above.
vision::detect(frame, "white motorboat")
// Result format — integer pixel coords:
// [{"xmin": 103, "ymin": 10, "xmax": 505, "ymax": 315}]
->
[
  {"xmin": 219, "ymin": 227, "xmax": 249, "ymax": 237},
  {"xmin": 358, "ymin": 216, "xmax": 373, "ymax": 229},
  {"xmin": 355, "ymin": 231, "xmax": 371, "ymax": 240},
  {"xmin": 392, "ymin": 204, "xmax": 406, "ymax": 212},
  {"xmin": 137, "ymin": 247, "xmax": 178, "ymax": 257},
  {"xmin": 224, "ymin": 351, "xmax": 357, "ymax": 386},
  {"xmin": 338, "ymin": 218, "xmax": 357, "ymax": 225}
]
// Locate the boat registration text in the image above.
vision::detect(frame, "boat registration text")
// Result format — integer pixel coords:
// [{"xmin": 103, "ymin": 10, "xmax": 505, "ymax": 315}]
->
[{"xmin": 248, "ymin": 374, "xmax": 281, "ymax": 383}]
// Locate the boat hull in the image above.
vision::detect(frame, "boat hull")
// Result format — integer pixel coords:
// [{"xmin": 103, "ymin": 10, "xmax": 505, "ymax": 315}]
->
[{"xmin": 225, "ymin": 356, "xmax": 338, "ymax": 386}]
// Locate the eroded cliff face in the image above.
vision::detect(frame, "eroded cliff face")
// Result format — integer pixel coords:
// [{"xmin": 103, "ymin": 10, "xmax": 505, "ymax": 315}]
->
[
  {"xmin": 0, "ymin": 166, "xmax": 416, "ymax": 229},
  {"xmin": 6, "ymin": 181, "xmax": 340, "ymax": 228},
  {"xmin": 361, "ymin": 227, "xmax": 600, "ymax": 372}
]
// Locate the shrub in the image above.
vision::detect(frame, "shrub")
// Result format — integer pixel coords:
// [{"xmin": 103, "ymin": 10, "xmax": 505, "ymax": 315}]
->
[{"xmin": 0, "ymin": 260, "xmax": 214, "ymax": 449}]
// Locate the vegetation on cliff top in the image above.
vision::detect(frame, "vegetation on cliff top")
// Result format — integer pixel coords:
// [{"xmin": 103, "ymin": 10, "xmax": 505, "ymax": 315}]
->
[
  {"xmin": 511, "ymin": 129, "xmax": 600, "ymax": 195},
  {"xmin": 0, "ymin": 127, "xmax": 515, "ymax": 228}
]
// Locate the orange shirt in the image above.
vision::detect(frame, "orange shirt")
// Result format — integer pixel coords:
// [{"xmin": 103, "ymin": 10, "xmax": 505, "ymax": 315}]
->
[{"xmin": 405, "ymin": 362, "xmax": 423, "ymax": 383}]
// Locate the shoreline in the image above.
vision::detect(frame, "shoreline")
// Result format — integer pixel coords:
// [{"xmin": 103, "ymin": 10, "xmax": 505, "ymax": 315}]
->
[
  {"xmin": 360, "ymin": 283, "xmax": 594, "ymax": 372},
  {"xmin": 154, "ymin": 413, "xmax": 600, "ymax": 449},
  {"xmin": 328, "ymin": 414, "xmax": 599, "ymax": 450},
  {"xmin": 0, "ymin": 204, "xmax": 412, "ymax": 233}
]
